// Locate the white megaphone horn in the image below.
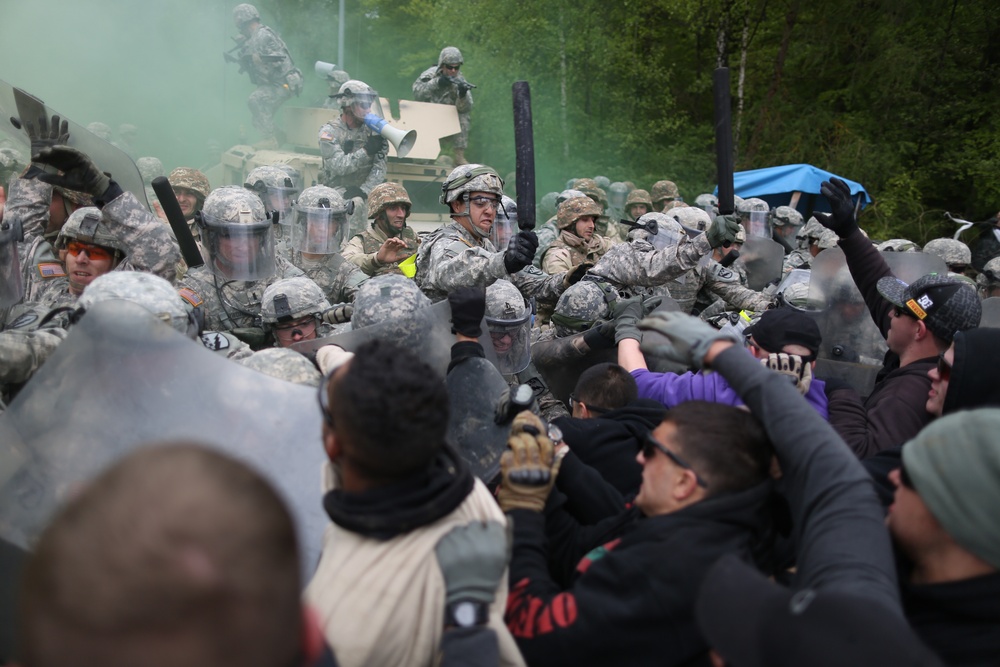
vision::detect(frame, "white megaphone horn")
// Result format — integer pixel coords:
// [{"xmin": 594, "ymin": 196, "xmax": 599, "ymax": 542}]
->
[{"xmin": 363, "ymin": 113, "xmax": 417, "ymax": 159}]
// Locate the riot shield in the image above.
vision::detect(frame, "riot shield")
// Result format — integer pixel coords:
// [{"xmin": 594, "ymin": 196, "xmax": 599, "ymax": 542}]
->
[
  {"xmin": 0, "ymin": 300, "xmax": 327, "ymax": 575},
  {"xmin": 0, "ymin": 79, "xmax": 149, "ymax": 210},
  {"xmin": 881, "ymin": 251, "xmax": 947, "ymax": 284},
  {"xmin": 737, "ymin": 236, "xmax": 784, "ymax": 291},
  {"xmin": 980, "ymin": 297, "xmax": 1000, "ymax": 328},
  {"xmin": 445, "ymin": 356, "xmax": 510, "ymax": 481},
  {"xmin": 0, "ymin": 219, "xmax": 23, "ymax": 308},
  {"xmin": 291, "ymin": 299, "xmax": 499, "ymax": 377}
]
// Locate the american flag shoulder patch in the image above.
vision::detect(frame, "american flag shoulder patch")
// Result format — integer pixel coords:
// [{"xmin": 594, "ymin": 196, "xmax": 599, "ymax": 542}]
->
[
  {"xmin": 37, "ymin": 262, "xmax": 66, "ymax": 279},
  {"xmin": 177, "ymin": 287, "xmax": 203, "ymax": 307},
  {"xmin": 319, "ymin": 128, "xmax": 334, "ymax": 142}
]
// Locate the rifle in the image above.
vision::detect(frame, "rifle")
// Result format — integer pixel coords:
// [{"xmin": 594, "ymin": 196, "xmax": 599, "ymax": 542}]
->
[{"xmin": 444, "ymin": 76, "xmax": 477, "ymax": 94}]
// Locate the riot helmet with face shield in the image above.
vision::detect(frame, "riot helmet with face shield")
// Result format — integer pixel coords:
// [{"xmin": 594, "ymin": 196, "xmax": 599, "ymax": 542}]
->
[
  {"xmin": 485, "ymin": 279, "xmax": 532, "ymax": 374},
  {"xmin": 291, "ymin": 185, "xmax": 352, "ymax": 255},
  {"xmin": 490, "ymin": 195, "xmax": 517, "ymax": 250},
  {"xmin": 260, "ymin": 277, "xmax": 332, "ymax": 346},
  {"xmin": 627, "ymin": 212, "xmax": 686, "ymax": 252},
  {"xmin": 244, "ymin": 165, "xmax": 299, "ymax": 222},
  {"xmin": 197, "ymin": 186, "xmax": 276, "ymax": 281}
]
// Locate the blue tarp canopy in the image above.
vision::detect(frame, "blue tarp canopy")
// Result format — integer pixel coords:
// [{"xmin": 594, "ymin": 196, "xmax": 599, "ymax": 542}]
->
[{"xmin": 714, "ymin": 163, "xmax": 872, "ymax": 215}]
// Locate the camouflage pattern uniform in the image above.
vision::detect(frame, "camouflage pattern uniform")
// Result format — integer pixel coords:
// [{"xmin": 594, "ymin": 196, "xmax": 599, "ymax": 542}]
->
[
  {"xmin": 260, "ymin": 276, "xmax": 335, "ymax": 342},
  {"xmin": 233, "ymin": 4, "xmax": 302, "ymax": 143},
  {"xmin": 550, "ymin": 279, "xmax": 620, "ymax": 338},
  {"xmin": 534, "ymin": 188, "xmax": 585, "ymax": 269},
  {"xmin": 542, "ymin": 196, "xmax": 614, "ymax": 274},
  {"xmin": 342, "ymin": 182, "xmax": 419, "ymax": 276},
  {"xmin": 976, "ymin": 256, "xmax": 1000, "ymax": 299},
  {"xmin": 238, "ymin": 347, "xmax": 321, "ymax": 386},
  {"xmin": 136, "ymin": 157, "xmax": 163, "ymax": 186},
  {"xmin": 573, "ymin": 178, "xmax": 623, "ymax": 245},
  {"xmin": 876, "ymin": 238, "xmax": 921, "ymax": 253},
  {"xmin": 923, "ymin": 237, "xmax": 971, "ymax": 271},
  {"xmin": 669, "ymin": 260, "xmax": 774, "ymax": 314},
  {"xmin": 167, "ymin": 167, "xmax": 211, "ymax": 251},
  {"xmin": 650, "ymin": 180, "xmax": 682, "ymax": 210},
  {"xmin": 412, "ymin": 47, "xmax": 473, "ymax": 150}
]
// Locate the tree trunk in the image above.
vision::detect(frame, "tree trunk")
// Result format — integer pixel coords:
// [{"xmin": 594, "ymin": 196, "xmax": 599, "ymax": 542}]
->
[
  {"xmin": 734, "ymin": 10, "xmax": 750, "ymax": 160},
  {"xmin": 559, "ymin": 8, "xmax": 569, "ymax": 160}
]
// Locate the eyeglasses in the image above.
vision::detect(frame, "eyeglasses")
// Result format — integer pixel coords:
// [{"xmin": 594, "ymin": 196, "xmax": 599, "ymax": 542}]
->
[
  {"xmin": 568, "ymin": 393, "xmax": 609, "ymax": 415},
  {"xmin": 66, "ymin": 241, "xmax": 114, "ymax": 262},
  {"xmin": 274, "ymin": 318, "xmax": 318, "ymax": 344},
  {"xmin": 936, "ymin": 352, "xmax": 953, "ymax": 382},
  {"xmin": 641, "ymin": 432, "xmax": 708, "ymax": 488},
  {"xmin": 317, "ymin": 373, "xmax": 335, "ymax": 428},
  {"xmin": 469, "ymin": 196, "xmax": 500, "ymax": 210}
]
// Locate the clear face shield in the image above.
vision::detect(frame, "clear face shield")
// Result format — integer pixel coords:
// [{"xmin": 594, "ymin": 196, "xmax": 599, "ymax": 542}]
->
[
  {"xmin": 265, "ymin": 185, "xmax": 298, "ymax": 223},
  {"xmin": 609, "ymin": 188, "xmax": 627, "ymax": 209},
  {"xmin": 650, "ymin": 222, "xmax": 684, "ymax": 252},
  {"xmin": 0, "ymin": 218, "xmax": 24, "ymax": 307},
  {"xmin": 745, "ymin": 210, "xmax": 771, "ymax": 238},
  {"xmin": 199, "ymin": 211, "xmax": 276, "ymax": 281},
  {"xmin": 291, "ymin": 205, "xmax": 347, "ymax": 255},
  {"xmin": 347, "ymin": 92, "xmax": 384, "ymax": 121},
  {"xmin": 487, "ymin": 309, "xmax": 532, "ymax": 375},
  {"xmin": 490, "ymin": 199, "xmax": 517, "ymax": 249}
]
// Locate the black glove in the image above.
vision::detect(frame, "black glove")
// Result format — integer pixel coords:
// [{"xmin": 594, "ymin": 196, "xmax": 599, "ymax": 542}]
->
[
  {"xmin": 503, "ymin": 231, "xmax": 538, "ymax": 274},
  {"xmin": 449, "ymin": 286, "xmax": 486, "ymax": 337},
  {"xmin": 364, "ymin": 134, "xmax": 386, "ymax": 157},
  {"xmin": 25, "ymin": 114, "xmax": 69, "ymax": 159},
  {"xmin": 437, "ymin": 74, "xmax": 452, "ymax": 88},
  {"xmin": 564, "ymin": 262, "xmax": 591, "ymax": 288},
  {"xmin": 815, "ymin": 177, "xmax": 859, "ymax": 238},
  {"xmin": 343, "ymin": 186, "xmax": 365, "ymax": 200},
  {"xmin": 31, "ymin": 146, "xmax": 110, "ymax": 198}
]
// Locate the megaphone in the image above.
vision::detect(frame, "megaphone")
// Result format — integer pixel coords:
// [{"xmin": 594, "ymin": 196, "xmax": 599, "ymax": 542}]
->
[
  {"xmin": 363, "ymin": 113, "xmax": 417, "ymax": 159},
  {"xmin": 314, "ymin": 60, "xmax": 339, "ymax": 79}
]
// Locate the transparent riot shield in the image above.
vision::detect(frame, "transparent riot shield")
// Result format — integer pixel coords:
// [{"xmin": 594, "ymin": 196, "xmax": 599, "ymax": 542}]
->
[
  {"xmin": 291, "ymin": 299, "xmax": 499, "ymax": 378},
  {"xmin": 979, "ymin": 297, "xmax": 1000, "ymax": 328},
  {"xmin": 0, "ymin": 300, "xmax": 327, "ymax": 575},
  {"xmin": 881, "ymin": 251, "xmax": 947, "ymax": 284},
  {"xmin": 0, "ymin": 79, "xmax": 149, "ymax": 210},
  {"xmin": 446, "ymin": 356, "xmax": 510, "ymax": 481},
  {"xmin": 0, "ymin": 219, "xmax": 23, "ymax": 308},
  {"xmin": 738, "ymin": 236, "xmax": 785, "ymax": 291}
]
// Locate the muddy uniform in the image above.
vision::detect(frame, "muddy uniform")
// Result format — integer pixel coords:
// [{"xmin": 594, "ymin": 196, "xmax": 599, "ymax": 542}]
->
[{"xmin": 415, "ymin": 221, "xmax": 567, "ymax": 304}]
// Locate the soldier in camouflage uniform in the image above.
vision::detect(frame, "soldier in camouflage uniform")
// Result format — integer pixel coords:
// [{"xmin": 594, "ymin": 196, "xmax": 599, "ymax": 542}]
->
[
  {"xmin": 923, "ymin": 238, "xmax": 972, "ymax": 275},
  {"xmin": 244, "ymin": 164, "xmax": 299, "ymax": 254},
  {"xmin": 876, "ymin": 238, "xmax": 921, "ymax": 253},
  {"xmin": 606, "ymin": 182, "xmax": 629, "ymax": 223},
  {"xmin": 976, "ymin": 256, "xmax": 1000, "ymax": 299},
  {"xmin": 86, "ymin": 122, "xmax": 112, "ymax": 142},
  {"xmin": 573, "ymin": 177, "xmax": 622, "ymax": 244},
  {"xmin": 694, "ymin": 193, "xmax": 719, "ymax": 217},
  {"xmin": 136, "ymin": 157, "xmax": 163, "ymax": 186},
  {"xmin": 260, "ymin": 276, "xmax": 335, "ymax": 347},
  {"xmin": 736, "ymin": 197, "xmax": 770, "ymax": 238},
  {"xmin": 318, "ymin": 79, "xmax": 388, "ymax": 242},
  {"xmin": 587, "ymin": 211, "xmax": 734, "ymax": 301},
  {"xmin": 542, "ymin": 196, "xmax": 615, "ymax": 274},
  {"xmin": 415, "ymin": 164, "xmax": 582, "ymax": 304},
  {"xmin": 177, "ymin": 186, "xmax": 310, "ymax": 334},
  {"xmin": 770, "ymin": 205, "xmax": 803, "ymax": 253},
  {"xmin": 650, "ymin": 180, "xmax": 682, "ymax": 212},
  {"xmin": 549, "ymin": 279, "xmax": 620, "ymax": 338},
  {"xmin": 782, "ymin": 217, "xmax": 831, "ymax": 275},
  {"xmin": 412, "ymin": 46, "xmax": 474, "ymax": 165},
  {"xmin": 231, "ymin": 3, "xmax": 303, "ymax": 148},
  {"xmin": 168, "ymin": 167, "xmax": 210, "ymax": 245},
  {"xmin": 278, "ymin": 185, "xmax": 366, "ymax": 306},
  {"xmin": 342, "ymin": 181, "xmax": 419, "ymax": 276},
  {"xmin": 533, "ymin": 188, "xmax": 585, "ymax": 270}
]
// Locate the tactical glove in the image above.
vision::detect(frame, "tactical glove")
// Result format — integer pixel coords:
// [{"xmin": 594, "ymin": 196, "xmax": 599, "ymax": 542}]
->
[
  {"xmin": 343, "ymin": 186, "xmax": 365, "ymax": 201},
  {"xmin": 637, "ymin": 310, "xmax": 741, "ymax": 370},
  {"xmin": 761, "ymin": 352, "xmax": 812, "ymax": 395},
  {"xmin": 435, "ymin": 521, "xmax": 510, "ymax": 607},
  {"xmin": 503, "ymin": 230, "xmax": 538, "ymax": 275},
  {"xmin": 814, "ymin": 177, "xmax": 859, "ymax": 238},
  {"xmin": 612, "ymin": 296, "xmax": 644, "ymax": 344},
  {"xmin": 25, "ymin": 114, "xmax": 69, "ymax": 159},
  {"xmin": 322, "ymin": 303, "xmax": 353, "ymax": 325},
  {"xmin": 316, "ymin": 344, "xmax": 354, "ymax": 375},
  {"xmin": 32, "ymin": 146, "xmax": 110, "ymax": 198},
  {"xmin": 707, "ymin": 213, "xmax": 741, "ymax": 249},
  {"xmin": 498, "ymin": 411, "xmax": 563, "ymax": 513},
  {"xmin": 562, "ymin": 262, "xmax": 592, "ymax": 289},
  {"xmin": 448, "ymin": 286, "xmax": 486, "ymax": 338},
  {"xmin": 363, "ymin": 134, "xmax": 386, "ymax": 157}
]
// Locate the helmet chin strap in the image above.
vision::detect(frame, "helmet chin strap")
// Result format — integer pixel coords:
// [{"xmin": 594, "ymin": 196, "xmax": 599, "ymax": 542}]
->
[{"xmin": 449, "ymin": 195, "xmax": 492, "ymax": 239}]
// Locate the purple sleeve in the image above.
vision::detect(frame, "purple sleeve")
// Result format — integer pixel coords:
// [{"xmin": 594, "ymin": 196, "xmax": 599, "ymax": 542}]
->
[{"xmin": 631, "ymin": 368, "xmax": 743, "ymax": 408}]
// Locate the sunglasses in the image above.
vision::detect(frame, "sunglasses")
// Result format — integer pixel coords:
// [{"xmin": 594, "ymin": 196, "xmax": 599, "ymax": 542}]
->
[
  {"xmin": 892, "ymin": 304, "xmax": 916, "ymax": 319},
  {"xmin": 442, "ymin": 64, "xmax": 461, "ymax": 72},
  {"xmin": 936, "ymin": 352, "xmax": 953, "ymax": 382},
  {"xmin": 66, "ymin": 241, "xmax": 114, "ymax": 262},
  {"xmin": 641, "ymin": 432, "xmax": 708, "ymax": 488},
  {"xmin": 568, "ymin": 393, "xmax": 609, "ymax": 415}
]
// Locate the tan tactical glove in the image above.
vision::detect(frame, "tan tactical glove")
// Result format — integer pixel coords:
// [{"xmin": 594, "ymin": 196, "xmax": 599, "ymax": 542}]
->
[
  {"xmin": 761, "ymin": 352, "xmax": 812, "ymax": 395},
  {"xmin": 497, "ymin": 411, "xmax": 564, "ymax": 513}
]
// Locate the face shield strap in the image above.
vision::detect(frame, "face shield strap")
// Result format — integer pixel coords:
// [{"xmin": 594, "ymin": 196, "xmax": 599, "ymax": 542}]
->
[{"xmin": 621, "ymin": 218, "xmax": 658, "ymax": 236}]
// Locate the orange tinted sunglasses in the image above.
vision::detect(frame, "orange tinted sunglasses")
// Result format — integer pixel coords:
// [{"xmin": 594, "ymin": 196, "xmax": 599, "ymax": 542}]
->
[{"xmin": 66, "ymin": 241, "xmax": 114, "ymax": 262}]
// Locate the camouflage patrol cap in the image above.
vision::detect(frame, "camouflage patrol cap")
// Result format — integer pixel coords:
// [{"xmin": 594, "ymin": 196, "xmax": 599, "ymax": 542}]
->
[
  {"xmin": 551, "ymin": 280, "xmax": 619, "ymax": 338},
  {"xmin": 201, "ymin": 185, "xmax": 267, "ymax": 224},
  {"xmin": 772, "ymin": 205, "xmax": 803, "ymax": 227},
  {"xmin": 78, "ymin": 272, "xmax": 190, "ymax": 335},
  {"xmin": 669, "ymin": 206, "xmax": 712, "ymax": 233},
  {"xmin": 136, "ymin": 157, "xmax": 163, "ymax": 185},
  {"xmin": 539, "ymin": 191, "xmax": 560, "ymax": 221},
  {"xmin": 557, "ymin": 196, "xmax": 603, "ymax": 230},
  {"xmin": 57, "ymin": 207, "xmax": 126, "ymax": 254},
  {"xmin": 877, "ymin": 239, "xmax": 921, "ymax": 253},
  {"xmin": 976, "ymin": 257, "xmax": 1000, "ymax": 297},
  {"xmin": 625, "ymin": 189, "xmax": 653, "ymax": 208},
  {"xmin": 367, "ymin": 182, "xmax": 412, "ymax": 219},
  {"xmin": 438, "ymin": 46, "xmax": 464, "ymax": 67},
  {"xmin": 168, "ymin": 167, "xmax": 211, "ymax": 200},
  {"xmin": 440, "ymin": 164, "xmax": 503, "ymax": 204},
  {"xmin": 86, "ymin": 122, "xmax": 112, "ymax": 141},
  {"xmin": 260, "ymin": 277, "xmax": 332, "ymax": 325},
  {"xmin": 797, "ymin": 217, "xmax": 826, "ymax": 241},
  {"xmin": 650, "ymin": 180, "xmax": 681, "ymax": 203},
  {"xmin": 736, "ymin": 197, "xmax": 769, "ymax": 215},
  {"xmin": 351, "ymin": 274, "xmax": 431, "ymax": 330},
  {"xmin": 923, "ymin": 238, "xmax": 971, "ymax": 267},
  {"xmin": 486, "ymin": 279, "xmax": 529, "ymax": 321},
  {"xmin": 232, "ymin": 3, "xmax": 260, "ymax": 26},
  {"xmin": 877, "ymin": 273, "xmax": 981, "ymax": 342},
  {"xmin": 695, "ymin": 193, "xmax": 718, "ymax": 209},
  {"xmin": 594, "ymin": 176, "xmax": 611, "ymax": 190},
  {"xmin": 242, "ymin": 348, "xmax": 322, "ymax": 386}
]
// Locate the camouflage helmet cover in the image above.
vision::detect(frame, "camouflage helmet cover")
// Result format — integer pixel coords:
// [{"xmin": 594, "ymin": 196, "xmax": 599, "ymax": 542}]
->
[
  {"xmin": 136, "ymin": 157, "xmax": 164, "ymax": 184},
  {"xmin": 771, "ymin": 205, "xmax": 803, "ymax": 227},
  {"xmin": 625, "ymin": 189, "xmax": 653, "ymax": 208},
  {"xmin": 260, "ymin": 277, "xmax": 332, "ymax": 325},
  {"xmin": 296, "ymin": 184, "xmax": 347, "ymax": 211},
  {"xmin": 877, "ymin": 239, "xmax": 921, "ymax": 253},
  {"xmin": 593, "ymin": 176, "xmax": 611, "ymax": 190},
  {"xmin": 650, "ymin": 180, "xmax": 681, "ymax": 203},
  {"xmin": 573, "ymin": 178, "xmax": 607, "ymax": 206},
  {"xmin": 232, "ymin": 3, "xmax": 260, "ymax": 25},
  {"xmin": 627, "ymin": 211, "xmax": 684, "ymax": 246},
  {"xmin": 438, "ymin": 46, "xmax": 464, "ymax": 67},
  {"xmin": 694, "ymin": 193, "xmax": 718, "ymax": 209},
  {"xmin": 539, "ymin": 191, "xmax": 560, "ymax": 221},
  {"xmin": 337, "ymin": 80, "xmax": 378, "ymax": 109},
  {"xmin": 557, "ymin": 189, "xmax": 586, "ymax": 205},
  {"xmin": 551, "ymin": 280, "xmax": 620, "ymax": 338},
  {"xmin": 245, "ymin": 165, "xmax": 294, "ymax": 191},
  {"xmin": 736, "ymin": 197, "xmax": 770, "ymax": 215},
  {"xmin": 201, "ymin": 185, "xmax": 267, "ymax": 224},
  {"xmin": 367, "ymin": 182, "xmax": 412, "ymax": 219},
  {"xmin": 241, "ymin": 348, "xmax": 322, "ymax": 386},
  {"xmin": 78, "ymin": 272, "xmax": 190, "ymax": 335},
  {"xmin": 609, "ymin": 182, "xmax": 628, "ymax": 197},
  {"xmin": 168, "ymin": 167, "xmax": 211, "ymax": 200},
  {"xmin": 440, "ymin": 164, "xmax": 504, "ymax": 204},
  {"xmin": 351, "ymin": 274, "xmax": 431, "ymax": 330},
  {"xmin": 57, "ymin": 207, "xmax": 126, "ymax": 254},
  {"xmin": 976, "ymin": 256, "xmax": 1000, "ymax": 297},
  {"xmin": 486, "ymin": 279, "xmax": 528, "ymax": 321},
  {"xmin": 557, "ymin": 196, "xmax": 603, "ymax": 230},
  {"xmin": 668, "ymin": 206, "xmax": 712, "ymax": 233},
  {"xmin": 923, "ymin": 238, "xmax": 971, "ymax": 267}
]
